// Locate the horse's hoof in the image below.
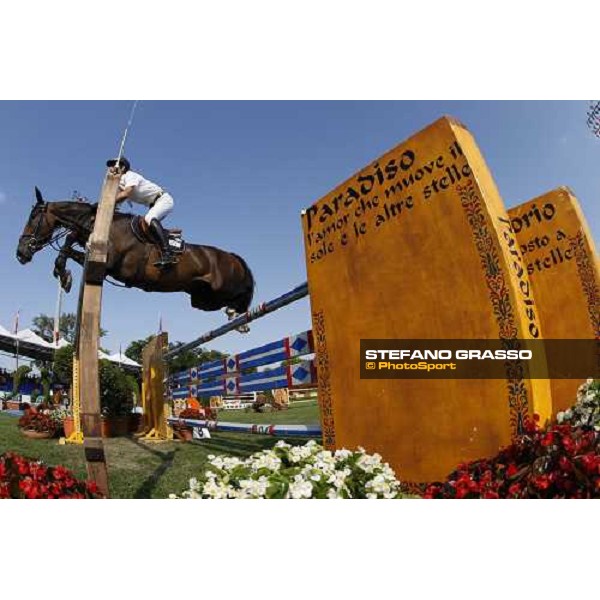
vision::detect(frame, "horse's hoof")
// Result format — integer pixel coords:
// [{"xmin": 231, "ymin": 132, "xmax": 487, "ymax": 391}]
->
[
  {"xmin": 61, "ymin": 271, "xmax": 73, "ymax": 293},
  {"xmin": 236, "ymin": 324, "xmax": 250, "ymax": 334}
]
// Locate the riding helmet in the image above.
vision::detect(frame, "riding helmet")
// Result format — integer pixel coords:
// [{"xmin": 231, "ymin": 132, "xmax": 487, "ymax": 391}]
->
[{"xmin": 106, "ymin": 157, "xmax": 131, "ymax": 172}]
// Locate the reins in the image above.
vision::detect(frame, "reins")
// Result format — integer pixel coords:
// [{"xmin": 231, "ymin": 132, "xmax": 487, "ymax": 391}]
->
[{"xmin": 23, "ymin": 202, "xmax": 95, "ymax": 254}]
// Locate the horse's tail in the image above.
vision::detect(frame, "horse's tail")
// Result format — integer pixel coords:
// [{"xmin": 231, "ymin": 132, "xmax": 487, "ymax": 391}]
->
[{"xmin": 230, "ymin": 252, "xmax": 255, "ymax": 312}]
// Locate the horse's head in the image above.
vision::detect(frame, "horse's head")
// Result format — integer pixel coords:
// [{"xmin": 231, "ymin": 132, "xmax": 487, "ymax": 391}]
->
[{"xmin": 16, "ymin": 187, "xmax": 58, "ymax": 264}]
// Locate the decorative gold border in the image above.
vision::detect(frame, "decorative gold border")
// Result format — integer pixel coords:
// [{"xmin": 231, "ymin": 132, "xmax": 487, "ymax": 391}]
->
[
  {"xmin": 457, "ymin": 180, "xmax": 528, "ymax": 436},
  {"xmin": 313, "ymin": 310, "xmax": 335, "ymax": 448},
  {"xmin": 570, "ymin": 231, "xmax": 600, "ymax": 339}
]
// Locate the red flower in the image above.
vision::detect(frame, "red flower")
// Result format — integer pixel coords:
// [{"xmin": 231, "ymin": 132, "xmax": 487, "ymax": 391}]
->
[
  {"xmin": 562, "ymin": 435, "xmax": 576, "ymax": 454},
  {"xmin": 508, "ymin": 483, "xmax": 522, "ymax": 497},
  {"xmin": 558, "ymin": 456, "xmax": 572, "ymax": 472},
  {"xmin": 533, "ymin": 475, "xmax": 551, "ymax": 490},
  {"xmin": 579, "ymin": 454, "xmax": 598, "ymax": 475},
  {"xmin": 541, "ymin": 433, "xmax": 554, "ymax": 447},
  {"xmin": 506, "ymin": 464, "xmax": 519, "ymax": 477},
  {"xmin": 53, "ymin": 465, "xmax": 69, "ymax": 481},
  {"xmin": 0, "ymin": 452, "xmax": 102, "ymax": 499},
  {"xmin": 422, "ymin": 416, "xmax": 599, "ymax": 499},
  {"xmin": 482, "ymin": 491, "xmax": 499, "ymax": 499}
]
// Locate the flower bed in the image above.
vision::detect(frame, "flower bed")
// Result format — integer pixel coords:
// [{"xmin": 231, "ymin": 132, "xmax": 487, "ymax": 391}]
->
[
  {"xmin": 178, "ymin": 408, "xmax": 205, "ymax": 421},
  {"xmin": 422, "ymin": 414, "xmax": 600, "ymax": 499},
  {"xmin": 172, "ymin": 408, "xmax": 206, "ymax": 441},
  {"xmin": 171, "ymin": 440, "xmax": 410, "ymax": 499},
  {"xmin": 18, "ymin": 411, "xmax": 57, "ymax": 437},
  {"xmin": 0, "ymin": 452, "xmax": 102, "ymax": 499}
]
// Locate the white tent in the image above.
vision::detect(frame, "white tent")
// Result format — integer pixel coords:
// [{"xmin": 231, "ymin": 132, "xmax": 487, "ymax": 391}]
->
[
  {"xmin": 0, "ymin": 324, "xmax": 14, "ymax": 337},
  {"xmin": 1, "ymin": 322, "xmax": 140, "ymax": 370},
  {"xmin": 0, "ymin": 324, "xmax": 72, "ymax": 349},
  {"xmin": 107, "ymin": 352, "xmax": 141, "ymax": 368},
  {"xmin": 15, "ymin": 328, "xmax": 55, "ymax": 348}
]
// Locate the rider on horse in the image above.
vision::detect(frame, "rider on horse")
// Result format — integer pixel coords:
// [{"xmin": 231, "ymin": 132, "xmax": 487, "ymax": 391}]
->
[{"xmin": 107, "ymin": 157, "xmax": 176, "ymax": 268}]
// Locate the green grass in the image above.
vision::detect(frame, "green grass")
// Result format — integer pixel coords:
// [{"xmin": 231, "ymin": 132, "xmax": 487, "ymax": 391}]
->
[
  {"xmin": 216, "ymin": 401, "xmax": 320, "ymax": 424},
  {"xmin": 0, "ymin": 413, "xmax": 315, "ymax": 499}
]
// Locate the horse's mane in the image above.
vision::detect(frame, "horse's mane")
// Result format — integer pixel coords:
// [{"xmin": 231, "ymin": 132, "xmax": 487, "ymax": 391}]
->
[{"xmin": 51, "ymin": 200, "xmax": 137, "ymax": 226}]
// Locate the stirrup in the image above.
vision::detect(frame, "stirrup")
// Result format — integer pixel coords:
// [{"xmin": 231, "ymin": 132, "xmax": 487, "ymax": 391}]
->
[{"xmin": 153, "ymin": 252, "xmax": 177, "ymax": 269}]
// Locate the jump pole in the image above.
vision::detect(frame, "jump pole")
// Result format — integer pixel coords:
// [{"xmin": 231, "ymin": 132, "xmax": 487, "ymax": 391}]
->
[
  {"xmin": 164, "ymin": 282, "xmax": 309, "ymax": 359},
  {"xmin": 76, "ymin": 169, "xmax": 121, "ymax": 497},
  {"xmin": 147, "ymin": 282, "xmax": 310, "ymax": 440}
]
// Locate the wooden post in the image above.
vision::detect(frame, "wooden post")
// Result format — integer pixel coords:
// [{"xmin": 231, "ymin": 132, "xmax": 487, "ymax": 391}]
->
[
  {"xmin": 78, "ymin": 169, "xmax": 120, "ymax": 497},
  {"xmin": 141, "ymin": 332, "xmax": 173, "ymax": 441}
]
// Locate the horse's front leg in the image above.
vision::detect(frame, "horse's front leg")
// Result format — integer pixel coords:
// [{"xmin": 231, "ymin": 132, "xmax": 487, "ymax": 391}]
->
[{"xmin": 53, "ymin": 234, "xmax": 82, "ymax": 293}]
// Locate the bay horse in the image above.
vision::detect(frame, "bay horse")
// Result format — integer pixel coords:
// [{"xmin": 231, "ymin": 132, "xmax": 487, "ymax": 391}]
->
[{"xmin": 16, "ymin": 188, "xmax": 255, "ymax": 316}]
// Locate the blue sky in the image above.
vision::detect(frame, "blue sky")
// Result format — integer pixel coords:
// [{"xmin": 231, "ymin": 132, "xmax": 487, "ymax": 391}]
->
[{"xmin": 0, "ymin": 101, "xmax": 598, "ymax": 366}]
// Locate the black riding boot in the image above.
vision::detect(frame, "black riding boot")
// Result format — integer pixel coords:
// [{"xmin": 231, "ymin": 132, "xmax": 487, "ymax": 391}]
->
[{"xmin": 148, "ymin": 219, "xmax": 176, "ymax": 268}]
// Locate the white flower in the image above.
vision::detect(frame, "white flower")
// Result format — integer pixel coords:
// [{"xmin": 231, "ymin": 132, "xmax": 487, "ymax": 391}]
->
[
  {"xmin": 334, "ymin": 448, "xmax": 352, "ymax": 460},
  {"xmin": 289, "ymin": 479, "xmax": 313, "ymax": 499},
  {"xmin": 170, "ymin": 440, "xmax": 404, "ymax": 500},
  {"xmin": 356, "ymin": 453, "xmax": 383, "ymax": 473},
  {"xmin": 251, "ymin": 452, "xmax": 282, "ymax": 471},
  {"xmin": 237, "ymin": 477, "xmax": 269, "ymax": 498},
  {"xmin": 327, "ymin": 470, "xmax": 349, "ymax": 492},
  {"xmin": 202, "ymin": 478, "xmax": 234, "ymax": 499},
  {"xmin": 366, "ymin": 474, "xmax": 395, "ymax": 495},
  {"xmin": 289, "ymin": 443, "xmax": 316, "ymax": 463}
]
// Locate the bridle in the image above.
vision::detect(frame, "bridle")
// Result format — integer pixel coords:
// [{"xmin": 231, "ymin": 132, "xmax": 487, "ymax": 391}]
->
[
  {"xmin": 19, "ymin": 199, "xmax": 127, "ymax": 288},
  {"xmin": 21, "ymin": 202, "xmax": 70, "ymax": 253}
]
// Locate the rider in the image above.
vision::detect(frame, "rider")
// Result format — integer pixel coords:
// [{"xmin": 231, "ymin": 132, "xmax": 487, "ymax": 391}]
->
[{"xmin": 107, "ymin": 157, "xmax": 176, "ymax": 268}]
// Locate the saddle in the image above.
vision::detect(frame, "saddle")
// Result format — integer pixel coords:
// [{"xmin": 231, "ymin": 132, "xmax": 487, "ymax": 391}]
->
[{"xmin": 130, "ymin": 216, "xmax": 185, "ymax": 254}]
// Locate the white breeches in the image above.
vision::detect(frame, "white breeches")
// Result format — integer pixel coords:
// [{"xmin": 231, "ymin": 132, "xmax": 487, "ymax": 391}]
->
[{"xmin": 144, "ymin": 193, "xmax": 174, "ymax": 224}]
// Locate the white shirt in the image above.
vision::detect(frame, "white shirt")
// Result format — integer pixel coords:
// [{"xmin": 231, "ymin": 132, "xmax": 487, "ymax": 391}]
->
[{"xmin": 120, "ymin": 171, "xmax": 163, "ymax": 206}]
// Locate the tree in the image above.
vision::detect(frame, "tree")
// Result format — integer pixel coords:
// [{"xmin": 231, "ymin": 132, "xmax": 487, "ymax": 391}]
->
[
  {"xmin": 126, "ymin": 337, "xmax": 227, "ymax": 372},
  {"xmin": 39, "ymin": 366, "xmax": 51, "ymax": 402},
  {"xmin": 124, "ymin": 336, "xmax": 156, "ymax": 365},
  {"xmin": 53, "ymin": 345, "xmax": 138, "ymax": 412},
  {"xmin": 124, "ymin": 373, "xmax": 141, "ymax": 406},
  {"xmin": 53, "ymin": 345, "xmax": 74, "ymax": 385},
  {"xmin": 165, "ymin": 341, "xmax": 226, "ymax": 372},
  {"xmin": 32, "ymin": 313, "xmax": 107, "ymax": 344},
  {"xmin": 12, "ymin": 365, "xmax": 32, "ymax": 396},
  {"xmin": 99, "ymin": 360, "xmax": 134, "ymax": 416}
]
